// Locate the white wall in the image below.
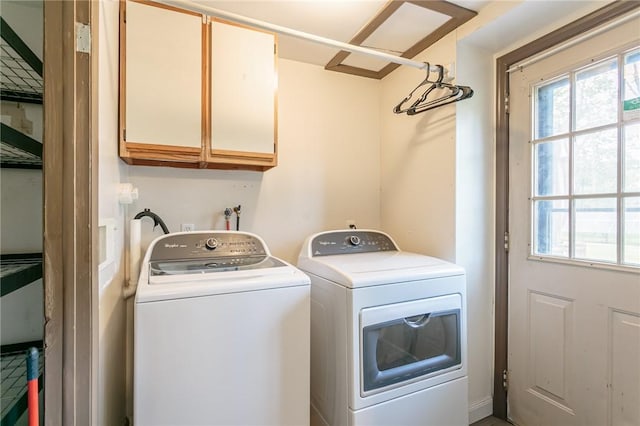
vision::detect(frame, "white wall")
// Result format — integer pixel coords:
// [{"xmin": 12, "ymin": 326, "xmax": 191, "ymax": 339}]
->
[
  {"xmin": 456, "ymin": 40, "xmax": 496, "ymax": 422},
  {"xmin": 129, "ymin": 58, "xmax": 382, "ymax": 264},
  {"xmin": 379, "ymin": 32, "xmax": 457, "ymax": 261},
  {"xmin": 97, "ymin": 1, "xmax": 128, "ymax": 425}
]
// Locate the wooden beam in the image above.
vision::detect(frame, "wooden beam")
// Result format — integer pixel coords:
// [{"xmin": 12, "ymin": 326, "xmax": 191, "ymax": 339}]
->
[
  {"xmin": 325, "ymin": 0, "xmax": 477, "ymax": 79},
  {"xmin": 44, "ymin": 0, "xmax": 96, "ymax": 424}
]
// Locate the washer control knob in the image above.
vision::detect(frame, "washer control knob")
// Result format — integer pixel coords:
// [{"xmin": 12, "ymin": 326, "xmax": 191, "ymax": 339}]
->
[
  {"xmin": 205, "ymin": 237, "xmax": 219, "ymax": 250},
  {"xmin": 349, "ymin": 235, "xmax": 361, "ymax": 246}
]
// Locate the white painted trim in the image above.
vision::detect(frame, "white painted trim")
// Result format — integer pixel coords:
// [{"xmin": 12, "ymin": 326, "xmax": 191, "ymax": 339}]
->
[{"xmin": 469, "ymin": 396, "xmax": 493, "ymax": 424}]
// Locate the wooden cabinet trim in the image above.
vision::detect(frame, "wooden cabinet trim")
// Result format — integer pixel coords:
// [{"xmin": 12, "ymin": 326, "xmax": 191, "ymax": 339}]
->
[
  {"xmin": 125, "ymin": 0, "xmax": 202, "ymax": 18},
  {"xmin": 118, "ymin": 0, "xmax": 127, "ymax": 158}
]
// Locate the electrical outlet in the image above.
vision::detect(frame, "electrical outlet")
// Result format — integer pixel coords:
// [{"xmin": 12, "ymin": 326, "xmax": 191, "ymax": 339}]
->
[{"xmin": 181, "ymin": 223, "xmax": 195, "ymax": 232}]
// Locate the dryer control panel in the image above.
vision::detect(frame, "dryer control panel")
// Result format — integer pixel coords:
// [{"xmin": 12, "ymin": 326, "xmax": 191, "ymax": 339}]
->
[
  {"xmin": 150, "ymin": 232, "xmax": 268, "ymax": 261},
  {"xmin": 310, "ymin": 230, "xmax": 398, "ymax": 256}
]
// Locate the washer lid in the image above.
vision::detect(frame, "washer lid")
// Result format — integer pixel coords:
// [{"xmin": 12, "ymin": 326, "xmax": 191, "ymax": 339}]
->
[
  {"xmin": 137, "ymin": 265, "xmax": 310, "ymax": 303},
  {"xmin": 298, "ymin": 250, "xmax": 464, "ymax": 288},
  {"xmin": 149, "ymin": 255, "xmax": 286, "ymax": 277}
]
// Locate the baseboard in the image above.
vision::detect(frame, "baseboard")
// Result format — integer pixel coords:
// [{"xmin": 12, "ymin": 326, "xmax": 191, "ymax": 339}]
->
[{"xmin": 468, "ymin": 396, "xmax": 493, "ymax": 424}]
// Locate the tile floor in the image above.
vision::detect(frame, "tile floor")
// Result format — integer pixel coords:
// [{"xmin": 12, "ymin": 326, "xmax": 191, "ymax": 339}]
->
[{"xmin": 472, "ymin": 415, "xmax": 512, "ymax": 426}]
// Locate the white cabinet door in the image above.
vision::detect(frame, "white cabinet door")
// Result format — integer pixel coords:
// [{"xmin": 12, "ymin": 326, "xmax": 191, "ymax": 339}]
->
[
  {"xmin": 124, "ymin": 1, "xmax": 202, "ymax": 149},
  {"xmin": 210, "ymin": 19, "xmax": 276, "ymax": 155}
]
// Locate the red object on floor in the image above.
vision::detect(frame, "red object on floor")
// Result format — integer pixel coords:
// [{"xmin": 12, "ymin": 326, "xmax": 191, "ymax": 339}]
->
[
  {"xmin": 26, "ymin": 347, "xmax": 39, "ymax": 426},
  {"xmin": 28, "ymin": 379, "xmax": 38, "ymax": 426}
]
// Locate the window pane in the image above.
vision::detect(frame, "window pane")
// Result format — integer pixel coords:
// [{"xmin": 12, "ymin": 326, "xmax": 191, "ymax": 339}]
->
[
  {"xmin": 534, "ymin": 139, "xmax": 569, "ymax": 196},
  {"xmin": 574, "ymin": 198, "xmax": 617, "ymax": 263},
  {"xmin": 575, "ymin": 59, "xmax": 618, "ymax": 130},
  {"xmin": 536, "ymin": 78, "xmax": 570, "ymax": 138},
  {"xmin": 623, "ymin": 197, "xmax": 640, "ymax": 266},
  {"xmin": 623, "ymin": 49, "xmax": 640, "ymax": 121},
  {"xmin": 625, "ymin": 123, "xmax": 640, "ymax": 192},
  {"xmin": 574, "ymin": 129, "xmax": 617, "ymax": 194},
  {"xmin": 534, "ymin": 200, "xmax": 569, "ymax": 257}
]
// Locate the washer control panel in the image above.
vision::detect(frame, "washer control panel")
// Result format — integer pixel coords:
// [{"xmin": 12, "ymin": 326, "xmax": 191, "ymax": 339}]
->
[
  {"xmin": 150, "ymin": 232, "xmax": 267, "ymax": 261},
  {"xmin": 310, "ymin": 230, "xmax": 397, "ymax": 256}
]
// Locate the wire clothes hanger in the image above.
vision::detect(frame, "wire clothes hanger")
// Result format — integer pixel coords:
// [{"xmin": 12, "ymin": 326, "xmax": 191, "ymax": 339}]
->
[{"xmin": 393, "ymin": 64, "xmax": 474, "ymax": 115}]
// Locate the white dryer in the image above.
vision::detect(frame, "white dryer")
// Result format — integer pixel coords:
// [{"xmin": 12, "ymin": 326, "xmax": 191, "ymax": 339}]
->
[
  {"xmin": 134, "ymin": 231, "xmax": 310, "ymax": 426},
  {"xmin": 298, "ymin": 229, "xmax": 468, "ymax": 426}
]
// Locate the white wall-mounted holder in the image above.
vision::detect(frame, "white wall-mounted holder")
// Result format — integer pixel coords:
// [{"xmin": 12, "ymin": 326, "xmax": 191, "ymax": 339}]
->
[{"xmin": 118, "ymin": 183, "xmax": 139, "ymax": 205}]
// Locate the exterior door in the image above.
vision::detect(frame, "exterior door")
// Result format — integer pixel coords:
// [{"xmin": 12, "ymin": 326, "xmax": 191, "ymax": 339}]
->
[{"xmin": 508, "ymin": 17, "xmax": 640, "ymax": 426}]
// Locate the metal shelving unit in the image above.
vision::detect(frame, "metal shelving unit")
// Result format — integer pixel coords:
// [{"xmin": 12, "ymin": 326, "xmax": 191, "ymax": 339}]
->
[
  {"xmin": 1, "ymin": 17, "xmax": 42, "ymax": 104},
  {"xmin": 1, "ymin": 13, "xmax": 45, "ymax": 426},
  {"xmin": 0, "ymin": 254, "xmax": 43, "ymax": 424},
  {"xmin": 1, "ymin": 16, "xmax": 43, "ymax": 169},
  {"xmin": 0, "ymin": 253, "xmax": 43, "ymax": 297}
]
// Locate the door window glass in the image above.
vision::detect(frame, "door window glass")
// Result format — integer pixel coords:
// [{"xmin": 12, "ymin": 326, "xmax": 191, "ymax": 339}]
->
[
  {"xmin": 575, "ymin": 59, "xmax": 618, "ymax": 130},
  {"xmin": 536, "ymin": 77, "xmax": 570, "ymax": 138},
  {"xmin": 573, "ymin": 129, "xmax": 617, "ymax": 195},
  {"xmin": 531, "ymin": 47, "xmax": 640, "ymax": 268},
  {"xmin": 534, "ymin": 138, "xmax": 569, "ymax": 196},
  {"xmin": 623, "ymin": 49, "xmax": 640, "ymax": 121},
  {"xmin": 533, "ymin": 199, "xmax": 569, "ymax": 257}
]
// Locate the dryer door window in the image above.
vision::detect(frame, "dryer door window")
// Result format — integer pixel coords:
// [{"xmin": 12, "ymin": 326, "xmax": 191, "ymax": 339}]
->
[{"xmin": 360, "ymin": 294, "xmax": 462, "ymax": 394}]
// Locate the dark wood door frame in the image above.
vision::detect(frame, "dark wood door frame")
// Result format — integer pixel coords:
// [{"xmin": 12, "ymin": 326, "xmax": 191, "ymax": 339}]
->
[
  {"xmin": 43, "ymin": 1, "xmax": 97, "ymax": 424},
  {"xmin": 493, "ymin": 0, "xmax": 640, "ymax": 419}
]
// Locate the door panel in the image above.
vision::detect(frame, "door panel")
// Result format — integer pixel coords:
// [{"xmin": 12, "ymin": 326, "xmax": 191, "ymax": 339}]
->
[
  {"xmin": 508, "ymin": 17, "xmax": 640, "ymax": 426},
  {"xmin": 610, "ymin": 311, "xmax": 640, "ymax": 426}
]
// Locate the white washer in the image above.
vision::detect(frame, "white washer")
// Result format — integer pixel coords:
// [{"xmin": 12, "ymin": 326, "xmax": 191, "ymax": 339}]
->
[
  {"xmin": 298, "ymin": 229, "xmax": 468, "ymax": 426},
  {"xmin": 134, "ymin": 231, "xmax": 310, "ymax": 426}
]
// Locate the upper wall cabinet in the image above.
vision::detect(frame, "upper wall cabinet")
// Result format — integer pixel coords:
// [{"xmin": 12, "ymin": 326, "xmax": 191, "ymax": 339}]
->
[
  {"xmin": 119, "ymin": 1, "xmax": 203, "ymax": 166},
  {"xmin": 206, "ymin": 19, "xmax": 277, "ymax": 170},
  {"xmin": 119, "ymin": 1, "xmax": 278, "ymax": 171}
]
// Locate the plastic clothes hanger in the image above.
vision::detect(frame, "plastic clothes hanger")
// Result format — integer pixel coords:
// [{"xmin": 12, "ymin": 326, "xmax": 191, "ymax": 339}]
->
[
  {"xmin": 408, "ymin": 65, "xmax": 462, "ymax": 109},
  {"xmin": 409, "ymin": 65, "xmax": 452, "ymax": 106},
  {"xmin": 393, "ymin": 64, "xmax": 437, "ymax": 114},
  {"xmin": 407, "ymin": 85, "xmax": 474, "ymax": 115}
]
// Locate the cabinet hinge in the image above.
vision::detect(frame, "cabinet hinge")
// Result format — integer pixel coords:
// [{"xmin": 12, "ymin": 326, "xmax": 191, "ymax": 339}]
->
[
  {"xmin": 76, "ymin": 23, "xmax": 91, "ymax": 54},
  {"xmin": 274, "ymin": 43, "xmax": 277, "ymax": 54},
  {"xmin": 504, "ymin": 96, "xmax": 510, "ymax": 114},
  {"xmin": 123, "ymin": 129, "xmax": 126, "ymax": 141},
  {"xmin": 503, "ymin": 369, "xmax": 509, "ymax": 391},
  {"xmin": 504, "ymin": 231, "xmax": 509, "ymax": 252}
]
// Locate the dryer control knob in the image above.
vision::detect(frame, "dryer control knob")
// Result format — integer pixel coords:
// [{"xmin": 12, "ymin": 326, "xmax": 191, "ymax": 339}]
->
[
  {"xmin": 205, "ymin": 237, "xmax": 219, "ymax": 250},
  {"xmin": 348, "ymin": 235, "xmax": 361, "ymax": 246}
]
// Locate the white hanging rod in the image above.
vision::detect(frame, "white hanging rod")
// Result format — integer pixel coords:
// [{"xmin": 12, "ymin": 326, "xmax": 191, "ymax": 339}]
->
[
  {"xmin": 507, "ymin": 8, "xmax": 640, "ymax": 73},
  {"xmin": 154, "ymin": 0, "xmax": 438, "ymax": 72}
]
